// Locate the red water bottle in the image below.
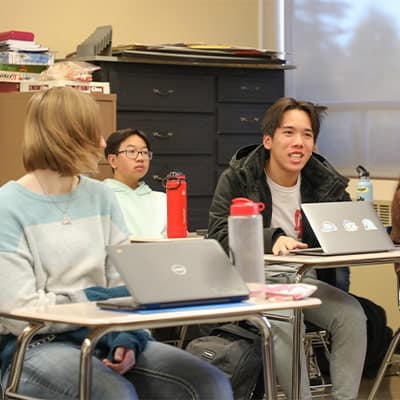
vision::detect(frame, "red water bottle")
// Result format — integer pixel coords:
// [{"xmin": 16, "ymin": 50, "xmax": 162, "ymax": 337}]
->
[{"xmin": 166, "ymin": 171, "xmax": 187, "ymax": 238}]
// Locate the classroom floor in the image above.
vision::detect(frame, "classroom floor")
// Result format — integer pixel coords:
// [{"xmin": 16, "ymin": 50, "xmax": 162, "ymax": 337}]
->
[
  {"xmin": 301, "ymin": 374, "xmax": 400, "ymax": 399},
  {"xmin": 274, "ymin": 373, "xmax": 400, "ymax": 399},
  {"xmin": 358, "ymin": 374, "xmax": 400, "ymax": 400}
]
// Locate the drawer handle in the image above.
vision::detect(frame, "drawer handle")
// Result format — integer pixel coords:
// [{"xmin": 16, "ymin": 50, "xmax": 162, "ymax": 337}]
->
[
  {"xmin": 240, "ymin": 85, "xmax": 261, "ymax": 92},
  {"xmin": 152, "ymin": 131, "xmax": 174, "ymax": 139},
  {"xmin": 152, "ymin": 174, "xmax": 165, "ymax": 183},
  {"xmin": 153, "ymin": 88, "xmax": 175, "ymax": 96},
  {"xmin": 240, "ymin": 117, "xmax": 260, "ymax": 123}
]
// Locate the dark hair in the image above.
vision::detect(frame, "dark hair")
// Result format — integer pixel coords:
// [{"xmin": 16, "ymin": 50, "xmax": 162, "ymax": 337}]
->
[
  {"xmin": 261, "ymin": 97, "xmax": 327, "ymax": 142},
  {"xmin": 104, "ymin": 128, "xmax": 151, "ymax": 158}
]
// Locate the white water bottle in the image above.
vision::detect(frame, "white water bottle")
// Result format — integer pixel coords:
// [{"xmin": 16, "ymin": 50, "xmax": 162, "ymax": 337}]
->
[
  {"xmin": 356, "ymin": 165, "xmax": 373, "ymax": 202},
  {"xmin": 228, "ymin": 197, "xmax": 265, "ymax": 286}
]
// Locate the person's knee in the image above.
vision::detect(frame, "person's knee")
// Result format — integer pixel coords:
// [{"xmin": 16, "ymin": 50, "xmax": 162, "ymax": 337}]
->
[
  {"xmin": 330, "ymin": 295, "xmax": 367, "ymax": 338},
  {"xmin": 342, "ymin": 295, "xmax": 367, "ymax": 323},
  {"xmin": 192, "ymin": 363, "xmax": 233, "ymax": 399},
  {"xmin": 133, "ymin": 341, "xmax": 233, "ymax": 399}
]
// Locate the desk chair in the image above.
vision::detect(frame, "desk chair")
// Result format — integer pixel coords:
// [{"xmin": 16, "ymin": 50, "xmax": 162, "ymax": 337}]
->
[
  {"xmin": 368, "ymin": 270, "xmax": 400, "ymax": 399},
  {"xmin": 304, "ymin": 323, "xmax": 332, "ymax": 397}
]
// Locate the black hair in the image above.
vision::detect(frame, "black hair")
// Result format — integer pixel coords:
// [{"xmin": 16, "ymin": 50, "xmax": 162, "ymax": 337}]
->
[
  {"xmin": 104, "ymin": 128, "xmax": 151, "ymax": 158},
  {"xmin": 261, "ymin": 97, "xmax": 327, "ymax": 142}
]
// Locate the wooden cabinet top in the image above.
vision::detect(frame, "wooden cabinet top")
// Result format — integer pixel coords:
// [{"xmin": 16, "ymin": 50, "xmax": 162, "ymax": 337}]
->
[{"xmin": 73, "ymin": 55, "xmax": 295, "ymax": 71}]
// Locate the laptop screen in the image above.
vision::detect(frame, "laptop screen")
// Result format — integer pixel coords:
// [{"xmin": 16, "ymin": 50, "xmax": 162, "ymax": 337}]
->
[
  {"xmin": 299, "ymin": 201, "xmax": 395, "ymax": 255},
  {"xmin": 105, "ymin": 239, "xmax": 249, "ymax": 309}
]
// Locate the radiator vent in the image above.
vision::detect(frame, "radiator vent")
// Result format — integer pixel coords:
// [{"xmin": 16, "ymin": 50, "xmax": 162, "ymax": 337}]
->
[{"xmin": 373, "ymin": 201, "xmax": 392, "ymax": 226}]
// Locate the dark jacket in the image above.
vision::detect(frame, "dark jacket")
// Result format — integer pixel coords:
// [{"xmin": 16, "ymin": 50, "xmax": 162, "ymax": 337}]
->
[{"xmin": 208, "ymin": 144, "xmax": 351, "ymax": 286}]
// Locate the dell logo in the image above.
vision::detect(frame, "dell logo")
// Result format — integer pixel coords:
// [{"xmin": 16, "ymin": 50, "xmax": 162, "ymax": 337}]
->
[{"xmin": 171, "ymin": 264, "xmax": 187, "ymax": 275}]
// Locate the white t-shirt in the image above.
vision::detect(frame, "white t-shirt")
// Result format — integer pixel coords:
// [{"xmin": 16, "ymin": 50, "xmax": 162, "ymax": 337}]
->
[{"xmin": 266, "ymin": 174, "xmax": 302, "ymax": 240}]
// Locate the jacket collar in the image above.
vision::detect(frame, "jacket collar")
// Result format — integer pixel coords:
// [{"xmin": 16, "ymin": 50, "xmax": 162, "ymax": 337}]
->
[{"xmin": 228, "ymin": 143, "xmax": 349, "ymax": 201}]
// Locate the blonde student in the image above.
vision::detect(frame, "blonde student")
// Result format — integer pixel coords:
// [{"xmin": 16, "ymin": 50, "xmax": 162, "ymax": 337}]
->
[{"xmin": 0, "ymin": 87, "xmax": 232, "ymax": 400}]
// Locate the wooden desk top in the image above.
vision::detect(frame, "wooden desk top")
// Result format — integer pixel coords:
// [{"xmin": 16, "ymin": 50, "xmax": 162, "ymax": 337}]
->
[
  {"xmin": 264, "ymin": 249, "xmax": 400, "ymax": 268},
  {"xmin": 129, "ymin": 232, "xmax": 204, "ymax": 242},
  {"xmin": 0, "ymin": 297, "xmax": 321, "ymax": 328}
]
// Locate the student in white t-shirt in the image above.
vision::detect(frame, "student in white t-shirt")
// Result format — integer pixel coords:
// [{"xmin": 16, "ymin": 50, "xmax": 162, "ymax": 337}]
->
[{"xmin": 208, "ymin": 97, "xmax": 367, "ymax": 400}]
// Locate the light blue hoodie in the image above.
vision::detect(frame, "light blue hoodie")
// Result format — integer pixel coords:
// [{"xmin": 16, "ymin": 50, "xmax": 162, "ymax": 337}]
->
[{"xmin": 104, "ymin": 178, "xmax": 167, "ymax": 238}]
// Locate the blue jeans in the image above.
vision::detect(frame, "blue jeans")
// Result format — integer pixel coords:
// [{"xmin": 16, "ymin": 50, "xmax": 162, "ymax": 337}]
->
[{"xmin": 2, "ymin": 340, "xmax": 233, "ymax": 399}]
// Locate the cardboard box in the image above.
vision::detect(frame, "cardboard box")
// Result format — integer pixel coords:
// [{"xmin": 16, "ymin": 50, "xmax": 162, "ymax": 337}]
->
[
  {"xmin": 19, "ymin": 80, "xmax": 110, "ymax": 94},
  {"xmin": 0, "ymin": 51, "xmax": 54, "ymax": 65}
]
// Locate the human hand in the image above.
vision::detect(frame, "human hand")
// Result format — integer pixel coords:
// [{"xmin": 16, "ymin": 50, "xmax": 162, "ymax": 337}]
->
[
  {"xmin": 102, "ymin": 347, "xmax": 136, "ymax": 374},
  {"xmin": 272, "ymin": 236, "xmax": 308, "ymax": 255}
]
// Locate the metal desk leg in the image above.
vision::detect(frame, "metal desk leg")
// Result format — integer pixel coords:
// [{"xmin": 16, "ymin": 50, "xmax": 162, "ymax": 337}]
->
[
  {"xmin": 247, "ymin": 314, "xmax": 277, "ymax": 400},
  {"xmin": 368, "ymin": 328, "xmax": 400, "ymax": 400},
  {"xmin": 79, "ymin": 327, "xmax": 112, "ymax": 400},
  {"xmin": 291, "ymin": 308, "xmax": 302, "ymax": 400},
  {"xmin": 5, "ymin": 322, "xmax": 44, "ymax": 399},
  {"xmin": 291, "ymin": 268, "xmax": 306, "ymax": 400}
]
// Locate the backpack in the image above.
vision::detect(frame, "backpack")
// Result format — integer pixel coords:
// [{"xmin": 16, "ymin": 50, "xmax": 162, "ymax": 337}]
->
[
  {"xmin": 185, "ymin": 323, "xmax": 263, "ymax": 400},
  {"xmin": 316, "ymin": 294, "xmax": 393, "ymax": 379},
  {"xmin": 353, "ymin": 294, "xmax": 394, "ymax": 378}
]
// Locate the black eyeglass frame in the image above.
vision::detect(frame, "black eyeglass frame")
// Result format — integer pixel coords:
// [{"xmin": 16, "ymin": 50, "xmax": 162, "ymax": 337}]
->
[{"xmin": 116, "ymin": 149, "xmax": 153, "ymax": 160}]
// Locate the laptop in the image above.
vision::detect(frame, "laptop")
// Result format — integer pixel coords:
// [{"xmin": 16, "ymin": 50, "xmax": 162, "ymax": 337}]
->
[
  {"xmin": 97, "ymin": 239, "xmax": 250, "ymax": 311},
  {"xmin": 291, "ymin": 201, "xmax": 395, "ymax": 256}
]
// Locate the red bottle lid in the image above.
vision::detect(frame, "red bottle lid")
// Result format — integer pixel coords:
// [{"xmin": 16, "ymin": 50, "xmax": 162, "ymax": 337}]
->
[
  {"xmin": 230, "ymin": 197, "xmax": 265, "ymax": 216},
  {"xmin": 166, "ymin": 170, "xmax": 186, "ymax": 190}
]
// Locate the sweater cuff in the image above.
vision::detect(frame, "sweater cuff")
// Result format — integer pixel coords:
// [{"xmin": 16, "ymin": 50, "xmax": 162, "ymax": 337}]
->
[
  {"xmin": 56, "ymin": 290, "xmax": 88, "ymax": 304},
  {"xmin": 107, "ymin": 330, "xmax": 152, "ymax": 361},
  {"xmin": 84, "ymin": 285, "xmax": 130, "ymax": 301}
]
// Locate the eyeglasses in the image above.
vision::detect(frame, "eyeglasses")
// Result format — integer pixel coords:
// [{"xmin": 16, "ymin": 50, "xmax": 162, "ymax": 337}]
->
[{"xmin": 116, "ymin": 149, "xmax": 153, "ymax": 160}]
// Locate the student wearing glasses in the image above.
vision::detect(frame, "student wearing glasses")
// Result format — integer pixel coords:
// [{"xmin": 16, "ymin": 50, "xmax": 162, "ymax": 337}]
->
[{"xmin": 104, "ymin": 128, "xmax": 167, "ymax": 238}]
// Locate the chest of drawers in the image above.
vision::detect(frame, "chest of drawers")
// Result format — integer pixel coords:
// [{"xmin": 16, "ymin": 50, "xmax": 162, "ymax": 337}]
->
[{"xmin": 93, "ymin": 59, "xmax": 287, "ymax": 230}]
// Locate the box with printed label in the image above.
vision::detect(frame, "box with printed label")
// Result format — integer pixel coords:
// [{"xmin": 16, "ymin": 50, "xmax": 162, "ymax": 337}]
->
[{"xmin": 19, "ymin": 80, "xmax": 110, "ymax": 94}]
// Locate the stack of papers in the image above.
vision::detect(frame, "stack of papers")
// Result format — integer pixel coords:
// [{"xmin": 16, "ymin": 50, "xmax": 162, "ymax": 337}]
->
[
  {"xmin": 113, "ymin": 43, "xmax": 286, "ymax": 65},
  {"xmin": 0, "ymin": 39, "xmax": 48, "ymax": 52}
]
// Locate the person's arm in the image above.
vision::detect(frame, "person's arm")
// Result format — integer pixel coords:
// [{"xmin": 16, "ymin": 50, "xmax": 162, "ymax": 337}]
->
[
  {"xmin": 103, "ymin": 187, "xmax": 131, "ymax": 287},
  {"xmin": 391, "ymin": 184, "xmax": 400, "ymax": 272},
  {"xmin": 208, "ymin": 168, "xmax": 285, "ymax": 254},
  {"xmin": 208, "ymin": 169, "xmax": 238, "ymax": 252},
  {"xmin": 102, "ymin": 347, "xmax": 136, "ymax": 374},
  {"xmin": 0, "ymin": 244, "xmax": 91, "ymax": 335},
  {"xmin": 101, "ymin": 330, "xmax": 152, "ymax": 374},
  {"xmin": 0, "ymin": 184, "xmax": 128, "ymax": 335},
  {"xmin": 271, "ymin": 236, "xmax": 308, "ymax": 255},
  {"xmin": 391, "ymin": 185, "xmax": 400, "ymax": 244},
  {"xmin": 54, "ymin": 325, "xmax": 151, "ymax": 374}
]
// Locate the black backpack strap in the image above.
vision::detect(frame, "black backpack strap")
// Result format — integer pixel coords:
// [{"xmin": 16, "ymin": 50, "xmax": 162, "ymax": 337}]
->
[{"xmin": 211, "ymin": 323, "xmax": 260, "ymax": 343}]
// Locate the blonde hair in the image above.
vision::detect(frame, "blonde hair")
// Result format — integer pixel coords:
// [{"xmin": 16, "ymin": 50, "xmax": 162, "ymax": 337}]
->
[{"xmin": 22, "ymin": 87, "xmax": 103, "ymax": 175}]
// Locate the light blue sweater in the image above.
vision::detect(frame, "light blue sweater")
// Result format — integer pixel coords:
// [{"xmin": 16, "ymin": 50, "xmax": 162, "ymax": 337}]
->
[
  {"xmin": 104, "ymin": 178, "xmax": 167, "ymax": 238},
  {"xmin": 0, "ymin": 176, "xmax": 151, "ymax": 372}
]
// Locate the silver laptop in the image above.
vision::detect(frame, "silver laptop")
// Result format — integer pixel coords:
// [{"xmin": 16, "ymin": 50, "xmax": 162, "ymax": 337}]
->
[
  {"xmin": 291, "ymin": 201, "xmax": 395, "ymax": 256},
  {"xmin": 97, "ymin": 239, "xmax": 249, "ymax": 311}
]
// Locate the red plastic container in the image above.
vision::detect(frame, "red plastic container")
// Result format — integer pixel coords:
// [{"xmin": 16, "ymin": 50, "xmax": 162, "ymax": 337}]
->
[{"xmin": 166, "ymin": 171, "xmax": 187, "ymax": 238}]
